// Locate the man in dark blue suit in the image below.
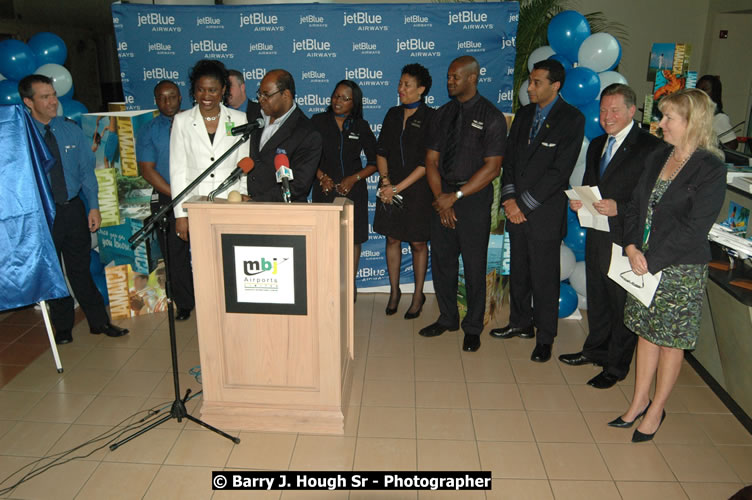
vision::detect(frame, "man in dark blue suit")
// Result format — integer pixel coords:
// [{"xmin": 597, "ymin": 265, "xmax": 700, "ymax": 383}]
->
[
  {"xmin": 558, "ymin": 84, "xmax": 665, "ymax": 387},
  {"xmin": 492, "ymin": 59, "xmax": 584, "ymax": 362}
]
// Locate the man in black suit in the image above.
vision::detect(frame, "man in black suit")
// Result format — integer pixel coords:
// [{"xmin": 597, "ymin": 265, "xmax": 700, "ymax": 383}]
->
[
  {"xmin": 491, "ymin": 59, "xmax": 584, "ymax": 362},
  {"xmin": 247, "ymin": 69, "xmax": 322, "ymax": 202},
  {"xmin": 559, "ymin": 83, "xmax": 664, "ymax": 387}
]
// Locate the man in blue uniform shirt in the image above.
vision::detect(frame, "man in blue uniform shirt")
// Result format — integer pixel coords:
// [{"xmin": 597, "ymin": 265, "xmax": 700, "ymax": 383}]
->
[
  {"xmin": 19, "ymin": 74, "xmax": 129, "ymax": 344},
  {"xmin": 136, "ymin": 80, "xmax": 194, "ymax": 320}
]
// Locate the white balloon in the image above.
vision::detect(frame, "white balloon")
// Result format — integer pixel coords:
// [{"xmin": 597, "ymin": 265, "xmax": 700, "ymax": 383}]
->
[
  {"xmin": 577, "ymin": 293, "xmax": 588, "ymax": 310},
  {"xmin": 569, "ymin": 261, "xmax": 587, "ymax": 296},
  {"xmin": 560, "ymin": 243, "xmax": 576, "ymax": 281},
  {"xmin": 598, "ymin": 71, "xmax": 628, "ymax": 98},
  {"xmin": 518, "ymin": 81, "xmax": 530, "ymax": 106},
  {"xmin": 569, "ymin": 137, "xmax": 590, "ymax": 187},
  {"xmin": 528, "ymin": 45, "xmax": 556, "ymax": 73},
  {"xmin": 57, "ymin": 100, "xmax": 63, "ymax": 116},
  {"xmin": 35, "ymin": 63, "xmax": 73, "ymax": 97},
  {"xmin": 578, "ymin": 33, "xmax": 620, "ymax": 73}
]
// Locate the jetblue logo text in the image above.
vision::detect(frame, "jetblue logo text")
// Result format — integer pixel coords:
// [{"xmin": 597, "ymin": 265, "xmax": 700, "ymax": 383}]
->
[
  {"xmin": 343, "ymin": 11, "xmax": 387, "ymax": 31},
  {"xmin": 239, "ymin": 12, "xmax": 283, "ymax": 31},
  {"xmin": 143, "ymin": 68, "xmax": 179, "ymax": 81}
]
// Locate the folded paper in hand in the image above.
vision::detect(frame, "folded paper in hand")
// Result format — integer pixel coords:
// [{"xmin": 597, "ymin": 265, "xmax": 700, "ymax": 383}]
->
[
  {"xmin": 607, "ymin": 243, "xmax": 662, "ymax": 307},
  {"xmin": 565, "ymin": 186, "xmax": 610, "ymax": 232}
]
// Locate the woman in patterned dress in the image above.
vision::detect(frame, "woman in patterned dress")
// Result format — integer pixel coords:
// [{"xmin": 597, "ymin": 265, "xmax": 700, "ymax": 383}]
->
[{"xmin": 610, "ymin": 89, "xmax": 726, "ymax": 442}]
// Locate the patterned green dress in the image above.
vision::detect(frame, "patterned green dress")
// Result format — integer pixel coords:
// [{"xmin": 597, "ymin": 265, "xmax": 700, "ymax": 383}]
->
[{"xmin": 623, "ymin": 177, "xmax": 708, "ymax": 350}]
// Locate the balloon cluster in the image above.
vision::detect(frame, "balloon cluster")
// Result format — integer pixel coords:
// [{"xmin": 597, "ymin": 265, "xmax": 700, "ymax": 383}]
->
[
  {"xmin": 559, "ymin": 208, "xmax": 588, "ymax": 317},
  {"xmin": 522, "ymin": 10, "xmax": 628, "ymax": 143},
  {"xmin": 0, "ymin": 32, "xmax": 89, "ymax": 124}
]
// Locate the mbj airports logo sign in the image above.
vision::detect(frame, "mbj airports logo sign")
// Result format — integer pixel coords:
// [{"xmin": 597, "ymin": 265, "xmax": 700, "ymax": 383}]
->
[{"xmin": 235, "ymin": 246, "xmax": 295, "ymax": 304}]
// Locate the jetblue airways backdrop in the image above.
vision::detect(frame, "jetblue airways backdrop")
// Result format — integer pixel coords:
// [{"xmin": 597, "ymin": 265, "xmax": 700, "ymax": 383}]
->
[{"xmin": 112, "ymin": 2, "xmax": 519, "ymax": 290}]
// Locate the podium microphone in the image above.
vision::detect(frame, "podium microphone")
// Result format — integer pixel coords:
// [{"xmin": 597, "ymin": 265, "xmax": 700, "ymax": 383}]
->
[
  {"xmin": 230, "ymin": 117, "xmax": 264, "ymax": 136},
  {"xmin": 208, "ymin": 157, "xmax": 254, "ymax": 201},
  {"xmin": 274, "ymin": 149, "xmax": 293, "ymax": 203}
]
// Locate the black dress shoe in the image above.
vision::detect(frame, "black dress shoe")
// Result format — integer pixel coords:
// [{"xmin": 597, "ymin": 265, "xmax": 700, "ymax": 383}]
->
[
  {"xmin": 175, "ymin": 308, "xmax": 192, "ymax": 321},
  {"xmin": 419, "ymin": 321, "xmax": 458, "ymax": 337},
  {"xmin": 608, "ymin": 400, "xmax": 652, "ymax": 428},
  {"xmin": 462, "ymin": 334, "xmax": 481, "ymax": 352},
  {"xmin": 90, "ymin": 323, "xmax": 129, "ymax": 337},
  {"xmin": 55, "ymin": 329, "xmax": 73, "ymax": 345},
  {"xmin": 587, "ymin": 371, "xmax": 625, "ymax": 389},
  {"xmin": 558, "ymin": 351, "xmax": 601, "ymax": 366},
  {"xmin": 404, "ymin": 293, "xmax": 426, "ymax": 320},
  {"xmin": 632, "ymin": 410, "xmax": 666, "ymax": 442},
  {"xmin": 385, "ymin": 289, "xmax": 401, "ymax": 316},
  {"xmin": 489, "ymin": 324, "xmax": 534, "ymax": 339},
  {"xmin": 530, "ymin": 342, "xmax": 552, "ymax": 362}
]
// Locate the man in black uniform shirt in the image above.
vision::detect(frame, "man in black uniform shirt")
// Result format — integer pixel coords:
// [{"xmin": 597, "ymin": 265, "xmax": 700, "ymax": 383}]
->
[
  {"xmin": 492, "ymin": 59, "xmax": 584, "ymax": 363},
  {"xmin": 419, "ymin": 55, "xmax": 506, "ymax": 352}
]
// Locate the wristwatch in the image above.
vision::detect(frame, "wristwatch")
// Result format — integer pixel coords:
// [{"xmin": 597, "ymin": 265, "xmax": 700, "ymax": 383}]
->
[{"xmin": 455, "ymin": 190, "xmax": 464, "ymax": 200}]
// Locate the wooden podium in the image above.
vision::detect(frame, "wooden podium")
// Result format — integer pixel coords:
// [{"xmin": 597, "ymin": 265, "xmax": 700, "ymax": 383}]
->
[{"xmin": 184, "ymin": 197, "xmax": 354, "ymax": 434}]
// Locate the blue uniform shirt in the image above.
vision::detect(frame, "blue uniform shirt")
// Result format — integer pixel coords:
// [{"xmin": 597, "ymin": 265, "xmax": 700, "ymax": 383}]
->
[
  {"xmin": 135, "ymin": 113, "xmax": 172, "ymax": 184},
  {"xmin": 33, "ymin": 116, "xmax": 99, "ymax": 210}
]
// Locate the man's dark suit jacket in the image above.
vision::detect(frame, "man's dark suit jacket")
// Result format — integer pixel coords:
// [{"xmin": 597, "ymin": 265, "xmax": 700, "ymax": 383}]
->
[
  {"xmin": 584, "ymin": 124, "xmax": 665, "ymax": 273},
  {"xmin": 623, "ymin": 147, "xmax": 726, "ymax": 274},
  {"xmin": 247, "ymin": 106, "xmax": 322, "ymax": 202},
  {"xmin": 501, "ymin": 97, "xmax": 585, "ymax": 239}
]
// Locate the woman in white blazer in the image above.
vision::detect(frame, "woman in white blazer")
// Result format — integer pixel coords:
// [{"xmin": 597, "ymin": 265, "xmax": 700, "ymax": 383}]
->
[{"xmin": 170, "ymin": 59, "xmax": 248, "ymax": 241}]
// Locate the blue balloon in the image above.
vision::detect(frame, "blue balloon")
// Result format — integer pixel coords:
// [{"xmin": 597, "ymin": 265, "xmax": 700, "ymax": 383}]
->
[
  {"xmin": 564, "ymin": 215, "xmax": 587, "ymax": 261},
  {"xmin": 547, "ymin": 10, "xmax": 591, "ymax": 61},
  {"xmin": 28, "ymin": 32, "xmax": 67, "ymax": 66},
  {"xmin": 559, "ymin": 283, "xmax": 578, "ymax": 318},
  {"xmin": 0, "ymin": 79, "xmax": 22, "ymax": 105},
  {"xmin": 578, "ymin": 100, "xmax": 605, "ymax": 141},
  {"xmin": 60, "ymin": 98, "xmax": 88, "ymax": 126},
  {"xmin": 561, "ymin": 67, "xmax": 600, "ymax": 106},
  {"xmin": 0, "ymin": 40, "xmax": 37, "ymax": 81},
  {"xmin": 90, "ymin": 250, "xmax": 104, "ymax": 274},
  {"xmin": 549, "ymin": 54, "xmax": 573, "ymax": 73},
  {"xmin": 92, "ymin": 270, "xmax": 109, "ymax": 305}
]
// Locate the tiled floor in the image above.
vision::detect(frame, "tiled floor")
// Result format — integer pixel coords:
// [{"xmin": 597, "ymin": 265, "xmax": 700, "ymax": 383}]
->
[{"xmin": 0, "ymin": 295, "xmax": 750, "ymax": 499}]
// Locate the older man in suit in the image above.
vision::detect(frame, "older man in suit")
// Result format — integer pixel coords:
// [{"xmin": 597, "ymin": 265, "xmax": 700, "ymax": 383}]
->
[
  {"xmin": 248, "ymin": 69, "xmax": 322, "ymax": 202},
  {"xmin": 491, "ymin": 59, "xmax": 584, "ymax": 362},
  {"xmin": 559, "ymin": 84, "xmax": 665, "ymax": 388}
]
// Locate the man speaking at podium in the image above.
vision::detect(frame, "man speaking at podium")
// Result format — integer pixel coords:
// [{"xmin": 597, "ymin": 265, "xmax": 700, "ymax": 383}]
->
[{"xmin": 247, "ymin": 69, "xmax": 321, "ymax": 202}]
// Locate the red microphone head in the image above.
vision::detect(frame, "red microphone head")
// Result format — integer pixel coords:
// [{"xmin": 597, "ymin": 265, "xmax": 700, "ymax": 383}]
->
[
  {"xmin": 274, "ymin": 152, "xmax": 290, "ymax": 171},
  {"xmin": 237, "ymin": 157, "xmax": 255, "ymax": 174}
]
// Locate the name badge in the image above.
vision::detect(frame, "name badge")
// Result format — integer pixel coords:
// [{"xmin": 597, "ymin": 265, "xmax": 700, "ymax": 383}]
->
[
  {"xmin": 225, "ymin": 121, "xmax": 235, "ymax": 136},
  {"xmin": 410, "ymin": 120, "xmax": 422, "ymax": 129},
  {"xmin": 348, "ymin": 133, "xmax": 360, "ymax": 140},
  {"xmin": 471, "ymin": 120, "xmax": 484, "ymax": 130},
  {"xmin": 64, "ymin": 145, "xmax": 77, "ymax": 152}
]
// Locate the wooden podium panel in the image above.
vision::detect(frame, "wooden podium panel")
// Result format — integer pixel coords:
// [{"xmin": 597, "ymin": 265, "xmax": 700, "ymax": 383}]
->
[{"xmin": 185, "ymin": 198, "xmax": 354, "ymax": 434}]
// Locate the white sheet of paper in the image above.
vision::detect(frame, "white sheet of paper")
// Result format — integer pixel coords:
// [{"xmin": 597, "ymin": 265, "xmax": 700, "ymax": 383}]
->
[
  {"xmin": 607, "ymin": 243, "xmax": 662, "ymax": 307},
  {"xmin": 565, "ymin": 186, "xmax": 610, "ymax": 231}
]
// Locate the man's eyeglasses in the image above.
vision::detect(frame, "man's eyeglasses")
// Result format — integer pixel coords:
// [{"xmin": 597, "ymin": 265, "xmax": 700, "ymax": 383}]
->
[
  {"xmin": 332, "ymin": 94, "xmax": 353, "ymax": 102},
  {"xmin": 256, "ymin": 89, "xmax": 281, "ymax": 101}
]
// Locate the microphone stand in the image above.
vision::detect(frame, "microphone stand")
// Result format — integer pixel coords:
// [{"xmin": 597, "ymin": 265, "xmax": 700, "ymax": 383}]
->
[{"xmin": 110, "ymin": 130, "xmax": 253, "ymax": 451}]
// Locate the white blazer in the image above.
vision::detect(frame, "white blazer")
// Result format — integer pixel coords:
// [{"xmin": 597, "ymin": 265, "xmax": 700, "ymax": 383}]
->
[{"xmin": 170, "ymin": 103, "xmax": 248, "ymax": 217}]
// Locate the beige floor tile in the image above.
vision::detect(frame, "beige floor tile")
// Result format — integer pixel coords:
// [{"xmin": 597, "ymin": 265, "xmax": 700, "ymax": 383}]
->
[
  {"xmin": 672, "ymin": 386, "xmax": 730, "ymax": 414},
  {"xmin": 570, "ymin": 384, "xmax": 629, "ymax": 412},
  {"xmin": 616, "ymin": 481, "xmax": 689, "ymax": 500},
  {"xmin": 346, "ymin": 376, "xmax": 364, "ymax": 408},
  {"xmin": 653, "ymin": 413, "xmax": 714, "ymax": 445},
  {"xmin": 691, "ymin": 414, "xmax": 752, "ymax": 445},
  {"xmin": 415, "ymin": 357, "xmax": 465, "ymax": 382},
  {"xmin": 75, "ymin": 395, "xmax": 148, "ymax": 426},
  {"xmin": 365, "ymin": 357, "xmax": 414, "ymax": 381},
  {"xmin": 350, "ymin": 491, "xmax": 416, "ymax": 499},
  {"xmin": 462, "ymin": 357, "xmax": 515, "ymax": 384},
  {"xmin": 368, "ymin": 336, "xmax": 414, "ymax": 358},
  {"xmin": 599, "ymin": 442, "xmax": 675, "ymax": 481},
  {"xmin": 472, "ymin": 410, "xmax": 533, "ymax": 442},
  {"xmin": 358, "ymin": 406, "xmax": 416, "ymax": 439},
  {"xmin": 416, "ymin": 439, "xmax": 480, "ymax": 471},
  {"xmin": 22, "ymin": 392, "xmax": 95, "ymax": 423},
  {"xmin": 502, "ymin": 338, "xmax": 537, "ymax": 360},
  {"xmin": 415, "ymin": 408, "xmax": 475, "ymax": 440},
  {"xmin": 548, "ymin": 480, "xmax": 621, "ymax": 500},
  {"xmin": 353, "ymin": 437, "xmax": 416, "ymax": 471},
  {"xmin": 343, "ymin": 405, "xmax": 360, "ymax": 437},
  {"xmin": 143, "ymin": 465, "xmax": 215, "ymax": 500},
  {"xmin": 75, "ymin": 347, "xmax": 138, "ymax": 371},
  {"xmin": 0, "ymin": 390, "xmax": 44, "ymax": 419},
  {"xmin": 164, "ymin": 429, "xmax": 236, "ymax": 467},
  {"xmin": 1, "ymin": 364, "xmax": 65, "ymax": 392},
  {"xmin": 10, "ymin": 457, "xmax": 99, "ymax": 500},
  {"xmin": 463, "ymin": 334, "xmax": 508, "ymax": 360},
  {"xmin": 559, "ymin": 363, "xmax": 603, "ymax": 385},
  {"xmin": 0, "ymin": 455, "xmax": 43, "ymax": 496},
  {"xmin": 362, "ymin": 379, "xmax": 415, "ymax": 407},
  {"xmin": 528, "ymin": 411, "xmax": 593, "ymax": 443},
  {"xmin": 477, "ymin": 441, "xmax": 546, "ymax": 479},
  {"xmin": 0, "ymin": 419, "xmax": 15, "ymax": 440},
  {"xmin": 519, "ymin": 385, "xmax": 578, "ymax": 411},
  {"xmin": 139, "ymin": 328, "xmax": 193, "ymax": 351},
  {"xmin": 659, "ymin": 444, "xmax": 741, "ymax": 482},
  {"xmin": 226, "ymin": 431, "xmax": 296, "ymax": 469},
  {"xmin": 582, "ymin": 412, "xmax": 635, "ymax": 444},
  {"xmin": 120, "ymin": 348, "xmax": 173, "ymax": 372},
  {"xmin": 539, "ymin": 442, "xmax": 610, "ymax": 480},
  {"xmin": 49, "ymin": 368, "xmax": 117, "ymax": 394},
  {"xmin": 716, "ymin": 445, "xmax": 752, "ymax": 482},
  {"xmin": 75, "ymin": 462, "xmax": 159, "ymax": 500},
  {"xmin": 674, "ymin": 364, "xmax": 706, "ymax": 386},
  {"xmin": 46, "ymin": 424, "xmax": 113, "ymax": 461},
  {"xmin": 415, "ymin": 381, "xmax": 469, "ymax": 409},
  {"xmin": 413, "ymin": 336, "xmax": 461, "ymax": 359},
  {"xmin": 97, "ymin": 330, "xmax": 153, "ymax": 350},
  {"xmin": 149, "ymin": 371, "xmax": 203, "ymax": 399},
  {"xmin": 485, "ymin": 479, "xmax": 553, "ymax": 499},
  {"xmin": 177, "ymin": 349, "xmax": 201, "ymax": 370},
  {"xmin": 100, "ymin": 370, "xmax": 164, "ymax": 397},
  {"xmin": 30, "ymin": 344, "xmax": 92, "ymax": 371},
  {"xmin": 419, "ymin": 490, "xmax": 485, "ymax": 499},
  {"xmin": 466, "ymin": 383, "xmax": 523, "ymax": 410},
  {"xmin": 510, "ymin": 359, "xmax": 565, "ymax": 385},
  {"xmin": 103, "ymin": 427, "xmax": 181, "ymax": 464},
  {"xmin": 290, "ymin": 435, "xmax": 356, "ymax": 470},
  {"xmin": 681, "ymin": 482, "xmax": 746, "ymax": 500},
  {"xmin": 0, "ymin": 421, "xmax": 69, "ymax": 456},
  {"xmin": 282, "ymin": 490, "xmax": 347, "ymax": 499}
]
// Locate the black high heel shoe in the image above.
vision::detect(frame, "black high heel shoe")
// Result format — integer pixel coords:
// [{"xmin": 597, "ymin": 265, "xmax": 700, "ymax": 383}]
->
[
  {"xmin": 632, "ymin": 410, "xmax": 666, "ymax": 443},
  {"xmin": 608, "ymin": 400, "xmax": 652, "ymax": 428},
  {"xmin": 385, "ymin": 289, "xmax": 401, "ymax": 316},
  {"xmin": 404, "ymin": 293, "xmax": 426, "ymax": 320}
]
